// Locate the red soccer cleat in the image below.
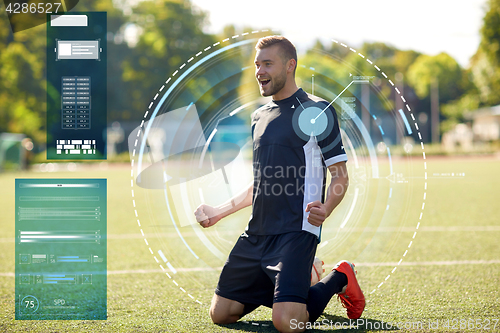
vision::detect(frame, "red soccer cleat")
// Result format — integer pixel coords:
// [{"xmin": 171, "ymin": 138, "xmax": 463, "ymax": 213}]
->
[{"xmin": 333, "ymin": 260, "xmax": 365, "ymax": 319}]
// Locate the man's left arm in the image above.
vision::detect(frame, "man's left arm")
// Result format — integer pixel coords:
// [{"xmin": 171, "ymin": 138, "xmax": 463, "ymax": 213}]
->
[{"xmin": 305, "ymin": 161, "xmax": 349, "ymax": 226}]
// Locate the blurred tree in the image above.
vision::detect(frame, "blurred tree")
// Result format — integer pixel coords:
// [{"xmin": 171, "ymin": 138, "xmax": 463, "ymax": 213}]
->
[
  {"xmin": 0, "ymin": 0, "xmax": 217, "ymax": 149},
  {"xmin": 393, "ymin": 49, "xmax": 421, "ymax": 75},
  {"xmin": 407, "ymin": 53, "xmax": 472, "ymax": 136},
  {"xmin": 322, "ymin": 39, "xmax": 353, "ymax": 60},
  {"xmin": 439, "ymin": 0, "xmax": 500, "ymax": 133},
  {"xmin": 74, "ymin": 0, "xmax": 133, "ymax": 122},
  {"xmin": 301, "ymin": 41, "xmax": 412, "ymax": 113},
  {"xmin": 359, "ymin": 42, "xmax": 397, "ymax": 60},
  {"xmin": 122, "ymin": 0, "xmax": 215, "ymax": 117},
  {"xmin": 221, "ymin": 24, "xmax": 272, "ymax": 116},
  {"xmin": 0, "ymin": 0, "xmax": 129, "ymax": 147},
  {"xmin": 481, "ymin": 0, "xmax": 500, "ymax": 63},
  {"xmin": 407, "ymin": 52, "xmax": 468, "ymax": 104},
  {"xmin": 0, "ymin": 18, "xmax": 46, "ymax": 143},
  {"xmin": 441, "ymin": 90, "xmax": 480, "ymax": 133},
  {"xmin": 299, "ymin": 50, "xmax": 351, "ymax": 90},
  {"xmin": 221, "ymin": 24, "xmax": 236, "ymax": 39},
  {"xmin": 470, "ymin": 0, "xmax": 500, "ymax": 106}
]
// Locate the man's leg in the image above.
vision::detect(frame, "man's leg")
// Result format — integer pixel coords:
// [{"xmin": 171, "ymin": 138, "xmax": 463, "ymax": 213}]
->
[
  {"xmin": 306, "ymin": 269, "xmax": 347, "ymax": 322},
  {"xmin": 272, "ymin": 302, "xmax": 308, "ymax": 333},
  {"xmin": 263, "ymin": 232, "xmax": 317, "ymax": 332},
  {"xmin": 307, "ymin": 261, "xmax": 365, "ymax": 321},
  {"xmin": 270, "ymin": 268, "xmax": 347, "ymax": 332},
  {"xmin": 209, "ymin": 294, "xmax": 244, "ymax": 324},
  {"xmin": 272, "ymin": 262, "xmax": 361, "ymax": 331},
  {"xmin": 209, "ymin": 294, "xmax": 261, "ymax": 324},
  {"xmin": 211, "ymin": 233, "xmax": 272, "ymax": 323}
]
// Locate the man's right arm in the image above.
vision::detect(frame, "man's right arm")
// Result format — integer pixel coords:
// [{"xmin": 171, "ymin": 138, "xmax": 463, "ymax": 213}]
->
[{"xmin": 194, "ymin": 182, "xmax": 253, "ymax": 228}]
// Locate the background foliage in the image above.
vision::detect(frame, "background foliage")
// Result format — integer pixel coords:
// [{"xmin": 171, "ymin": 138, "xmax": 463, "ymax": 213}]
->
[{"xmin": 0, "ymin": 0, "xmax": 499, "ymax": 148}]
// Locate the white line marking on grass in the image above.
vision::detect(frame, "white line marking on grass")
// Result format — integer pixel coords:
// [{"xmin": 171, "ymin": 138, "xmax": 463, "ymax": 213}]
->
[
  {"xmin": 2, "ymin": 260, "xmax": 499, "ymax": 278},
  {"xmin": 326, "ymin": 260, "xmax": 500, "ymax": 267},
  {"xmin": 2, "ymin": 226, "xmax": 499, "ymax": 243}
]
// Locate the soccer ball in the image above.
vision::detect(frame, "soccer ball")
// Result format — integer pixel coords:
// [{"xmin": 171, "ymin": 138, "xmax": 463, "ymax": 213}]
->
[{"xmin": 311, "ymin": 257, "xmax": 325, "ymax": 286}]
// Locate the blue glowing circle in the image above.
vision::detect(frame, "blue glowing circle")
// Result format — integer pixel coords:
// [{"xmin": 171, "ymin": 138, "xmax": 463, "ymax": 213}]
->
[{"xmin": 297, "ymin": 106, "xmax": 328, "ymax": 137}]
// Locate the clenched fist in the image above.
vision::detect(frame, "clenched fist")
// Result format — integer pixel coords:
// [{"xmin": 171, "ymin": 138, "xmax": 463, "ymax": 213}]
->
[{"xmin": 194, "ymin": 204, "xmax": 221, "ymax": 228}]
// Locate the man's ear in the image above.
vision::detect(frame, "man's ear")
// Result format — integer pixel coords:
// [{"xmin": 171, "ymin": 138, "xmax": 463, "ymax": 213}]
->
[{"xmin": 287, "ymin": 59, "xmax": 297, "ymax": 74}]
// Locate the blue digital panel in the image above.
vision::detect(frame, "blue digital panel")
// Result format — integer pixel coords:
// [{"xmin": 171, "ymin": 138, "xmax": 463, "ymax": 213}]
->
[
  {"xmin": 46, "ymin": 12, "xmax": 107, "ymax": 160},
  {"xmin": 15, "ymin": 179, "xmax": 107, "ymax": 320}
]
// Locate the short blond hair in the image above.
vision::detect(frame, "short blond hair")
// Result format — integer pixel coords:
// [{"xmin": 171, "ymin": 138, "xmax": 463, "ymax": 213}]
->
[{"xmin": 256, "ymin": 36, "xmax": 297, "ymax": 73}]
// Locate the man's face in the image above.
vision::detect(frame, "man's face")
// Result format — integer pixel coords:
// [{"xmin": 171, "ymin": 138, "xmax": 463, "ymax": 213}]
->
[{"xmin": 254, "ymin": 45, "xmax": 288, "ymax": 97}]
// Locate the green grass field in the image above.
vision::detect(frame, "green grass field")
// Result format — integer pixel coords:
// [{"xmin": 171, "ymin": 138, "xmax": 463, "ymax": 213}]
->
[{"xmin": 0, "ymin": 156, "xmax": 499, "ymax": 332}]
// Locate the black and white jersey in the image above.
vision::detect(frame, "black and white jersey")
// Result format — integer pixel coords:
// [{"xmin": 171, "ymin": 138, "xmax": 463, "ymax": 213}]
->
[{"xmin": 247, "ymin": 88, "xmax": 347, "ymax": 238}]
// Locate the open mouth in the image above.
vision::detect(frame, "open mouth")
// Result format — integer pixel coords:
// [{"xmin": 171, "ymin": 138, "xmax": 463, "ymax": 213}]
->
[{"xmin": 259, "ymin": 78, "xmax": 270, "ymax": 87}]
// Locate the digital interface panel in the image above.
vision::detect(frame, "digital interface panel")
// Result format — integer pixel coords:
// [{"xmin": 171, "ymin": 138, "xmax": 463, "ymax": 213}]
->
[
  {"xmin": 15, "ymin": 179, "xmax": 107, "ymax": 320},
  {"xmin": 46, "ymin": 12, "xmax": 107, "ymax": 160},
  {"xmin": 61, "ymin": 76, "xmax": 91, "ymax": 130}
]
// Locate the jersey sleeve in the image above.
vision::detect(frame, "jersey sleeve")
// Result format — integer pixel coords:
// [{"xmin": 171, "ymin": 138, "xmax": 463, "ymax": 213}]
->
[{"xmin": 317, "ymin": 104, "xmax": 348, "ymax": 167}]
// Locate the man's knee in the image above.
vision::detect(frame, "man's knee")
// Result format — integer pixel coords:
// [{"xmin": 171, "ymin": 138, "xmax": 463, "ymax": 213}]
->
[
  {"xmin": 272, "ymin": 302, "xmax": 308, "ymax": 333},
  {"xmin": 210, "ymin": 305, "xmax": 235, "ymax": 324},
  {"xmin": 209, "ymin": 294, "xmax": 243, "ymax": 324}
]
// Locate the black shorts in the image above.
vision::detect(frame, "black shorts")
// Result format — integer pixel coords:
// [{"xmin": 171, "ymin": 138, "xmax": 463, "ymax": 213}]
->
[{"xmin": 215, "ymin": 231, "xmax": 317, "ymax": 308}]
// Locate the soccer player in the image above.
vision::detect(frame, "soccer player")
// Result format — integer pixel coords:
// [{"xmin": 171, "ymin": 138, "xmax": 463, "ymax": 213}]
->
[{"xmin": 194, "ymin": 36, "xmax": 365, "ymax": 332}]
